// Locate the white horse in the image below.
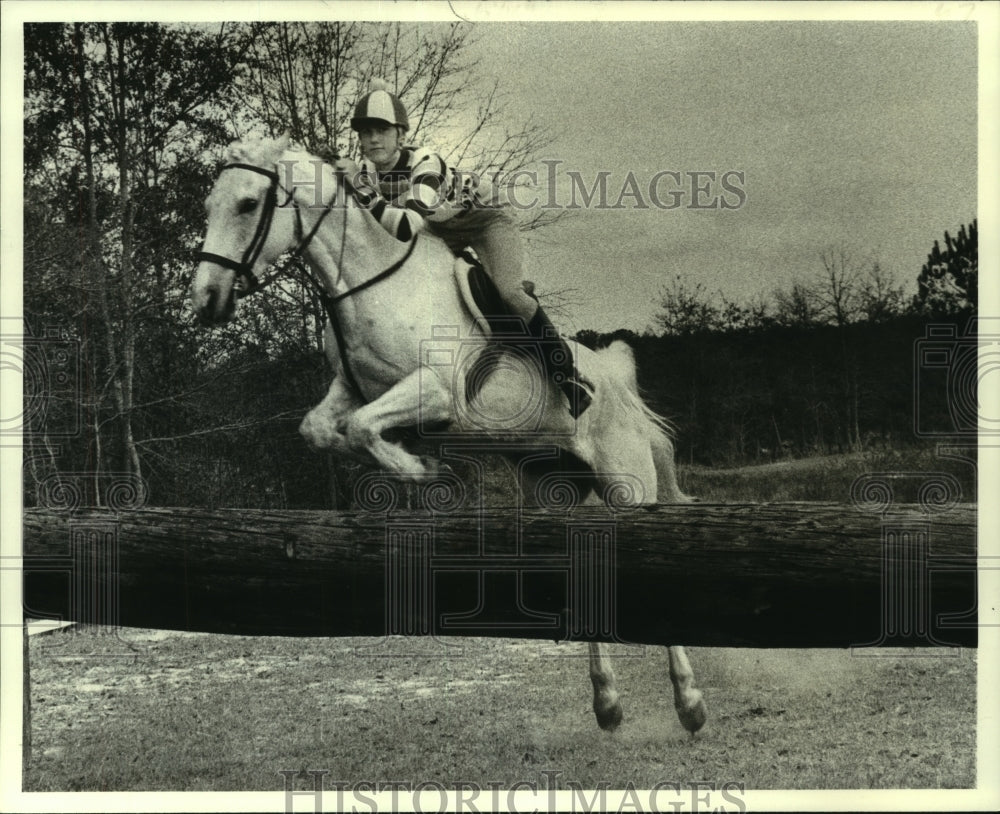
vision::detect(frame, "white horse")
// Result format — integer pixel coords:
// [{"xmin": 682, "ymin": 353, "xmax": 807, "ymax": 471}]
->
[{"xmin": 190, "ymin": 134, "xmax": 706, "ymax": 734}]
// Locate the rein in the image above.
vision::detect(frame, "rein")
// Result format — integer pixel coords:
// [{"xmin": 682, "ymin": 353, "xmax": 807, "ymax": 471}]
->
[
  {"xmin": 320, "ymin": 235, "xmax": 419, "ymax": 399},
  {"xmin": 197, "ymin": 158, "xmax": 419, "ymax": 400}
]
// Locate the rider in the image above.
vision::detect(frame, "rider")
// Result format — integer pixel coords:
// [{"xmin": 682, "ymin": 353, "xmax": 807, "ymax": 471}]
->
[{"xmin": 339, "ymin": 81, "xmax": 591, "ymax": 419}]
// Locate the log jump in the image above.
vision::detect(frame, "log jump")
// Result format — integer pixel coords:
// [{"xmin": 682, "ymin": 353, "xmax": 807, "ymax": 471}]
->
[{"xmin": 22, "ymin": 503, "xmax": 977, "ymax": 649}]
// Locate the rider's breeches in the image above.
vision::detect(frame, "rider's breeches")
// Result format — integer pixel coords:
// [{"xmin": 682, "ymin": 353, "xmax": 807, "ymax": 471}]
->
[{"xmin": 427, "ymin": 206, "xmax": 539, "ymax": 324}]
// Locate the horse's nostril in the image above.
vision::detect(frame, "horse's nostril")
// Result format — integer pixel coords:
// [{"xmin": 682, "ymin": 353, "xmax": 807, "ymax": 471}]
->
[{"xmin": 195, "ymin": 285, "xmax": 237, "ymax": 324}]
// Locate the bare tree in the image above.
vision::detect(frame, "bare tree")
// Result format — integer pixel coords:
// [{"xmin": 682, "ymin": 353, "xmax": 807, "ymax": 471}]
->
[
  {"xmin": 719, "ymin": 290, "xmax": 770, "ymax": 331},
  {"xmin": 817, "ymin": 247, "xmax": 862, "ymax": 327},
  {"xmin": 654, "ymin": 275, "xmax": 722, "ymax": 336},
  {"xmin": 858, "ymin": 261, "xmax": 906, "ymax": 323},
  {"xmin": 773, "ymin": 280, "xmax": 820, "ymax": 327},
  {"xmin": 234, "ymin": 22, "xmax": 564, "ymax": 232},
  {"xmin": 816, "ymin": 248, "xmax": 869, "ymax": 451}
]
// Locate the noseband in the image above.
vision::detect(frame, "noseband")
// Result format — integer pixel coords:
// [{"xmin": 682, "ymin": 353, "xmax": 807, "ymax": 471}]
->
[{"xmin": 194, "ymin": 163, "xmax": 293, "ymax": 298}]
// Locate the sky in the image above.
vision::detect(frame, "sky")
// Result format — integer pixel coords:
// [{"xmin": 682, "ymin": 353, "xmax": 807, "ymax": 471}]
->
[
  {"xmin": 456, "ymin": 19, "xmax": 981, "ymax": 332},
  {"xmin": 1, "ymin": 4, "xmax": 990, "ymax": 335}
]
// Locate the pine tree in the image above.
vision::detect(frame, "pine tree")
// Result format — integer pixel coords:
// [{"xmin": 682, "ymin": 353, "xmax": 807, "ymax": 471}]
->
[{"xmin": 914, "ymin": 220, "xmax": 977, "ymax": 315}]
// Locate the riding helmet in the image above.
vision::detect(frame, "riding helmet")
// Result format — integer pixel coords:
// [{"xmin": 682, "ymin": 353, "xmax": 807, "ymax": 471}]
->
[{"xmin": 351, "ymin": 79, "xmax": 409, "ymax": 131}]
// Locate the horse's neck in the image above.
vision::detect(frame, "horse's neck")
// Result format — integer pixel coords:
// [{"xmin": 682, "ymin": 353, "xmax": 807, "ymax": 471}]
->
[
  {"xmin": 322, "ymin": 199, "xmax": 418, "ymax": 299},
  {"xmin": 286, "ymin": 152, "xmax": 471, "ymax": 346},
  {"xmin": 287, "ymin": 155, "xmax": 411, "ymax": 294},
  {"xmin": 339, "ymin": 204, "xmax": 411, "ymax": 280}
]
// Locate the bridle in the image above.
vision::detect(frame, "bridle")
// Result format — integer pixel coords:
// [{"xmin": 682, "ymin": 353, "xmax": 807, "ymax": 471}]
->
[
  {"xmin": 194, "ymin": 163, "xmax": 296, "ymax": 298},
  {"xmin": 195, "ymin": 158, "xmax": 420, "ymax": 397}
]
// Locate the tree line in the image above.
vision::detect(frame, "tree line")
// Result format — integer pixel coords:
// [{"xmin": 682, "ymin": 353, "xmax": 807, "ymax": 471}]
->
[
  {"xmin": 646, "ymin": 223, "xmax": 976, "ymax": 338},
  {"xmin": 578, "ymin": 224, "xmax": 978, "ymax": 466},
  {"xmin": 21, "ymin": 22, "xmax": 977, "ymax": 508}
]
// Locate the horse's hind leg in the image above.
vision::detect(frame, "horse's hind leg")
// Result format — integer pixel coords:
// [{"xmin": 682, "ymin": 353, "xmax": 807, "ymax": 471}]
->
[
  {"xmin": 651, "ymin": 430, "xmax": 693, "ymax": 504},
  {"xmin": 590, "ymin": 428, "xmax": 659, "ymax": 508},
  {"xmin": 590, "ymin": 644, "xmax": 705, "ymax": 734},
  {"xmin": 588, "ymin": 431, "xmax": 704, "ymax": 733},
  {"xmin": 668, "ymin": 646, "xmax": 706, "ymax": 734},
  {"xmin": 589, "ymin": 642, "xmax": 623, "ymax": 731}
]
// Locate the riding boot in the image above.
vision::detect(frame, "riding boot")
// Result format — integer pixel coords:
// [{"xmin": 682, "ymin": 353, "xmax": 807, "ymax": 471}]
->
[{"xmin": 526, "ymin": 307, "xmax": 592, "ymax": 419}]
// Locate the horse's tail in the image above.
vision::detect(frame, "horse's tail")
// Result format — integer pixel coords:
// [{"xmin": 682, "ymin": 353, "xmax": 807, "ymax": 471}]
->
[
  {"xmin": 594, "ymin": 340, "xmax": 692, "ymax": 504},
  {"xmin": 594, "ymin": 340, "xmax": 674, "ymax": 435}
]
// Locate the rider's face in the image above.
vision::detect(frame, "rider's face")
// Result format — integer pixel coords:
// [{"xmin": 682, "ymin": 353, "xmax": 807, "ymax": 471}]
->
[{"xmin": 358, "ymin": 124, "xmax": 401, "ymax": 170}]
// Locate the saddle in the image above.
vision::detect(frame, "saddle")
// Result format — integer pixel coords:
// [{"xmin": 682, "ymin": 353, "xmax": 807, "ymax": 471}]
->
[
  {"xmin": 452, "ymin": 251, "xmax": 541, "ymax": 403},
  {"xmin": 453, "ymin": 250, "xmax": 537, "ymax": 340}
]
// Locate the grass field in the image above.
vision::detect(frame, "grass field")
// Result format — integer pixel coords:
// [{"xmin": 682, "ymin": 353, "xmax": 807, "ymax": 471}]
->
[
  {"xmin": 21, "ymin": 450, "xmax": 978, "ymax": 793},
  {"xmin": 677, "ymin": 447, "xmax": 977, "ymax": 504},
  {"xmin": 24, "ymin": 628, "xmax": 975, "ymax": 791}
]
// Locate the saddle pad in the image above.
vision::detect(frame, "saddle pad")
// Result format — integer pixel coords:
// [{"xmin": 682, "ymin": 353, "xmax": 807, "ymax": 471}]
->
[
  {"xmin": 455, "ymin": 255, "xmax": 536, "ymax": 339},
  {"xmin": 453, "ymin": 257, "xmax": 541, "ymax": 404}
]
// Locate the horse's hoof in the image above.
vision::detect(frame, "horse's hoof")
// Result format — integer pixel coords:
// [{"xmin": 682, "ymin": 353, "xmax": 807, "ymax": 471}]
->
[
  {"xmin": 594, "ymin": 701, "xmax": 624, "ymax": 732},
  {"xmin": 676, "ymin": 693, "xmax": 707, "ymax": 734},
  {"xmin": 418, "ymin": 457, "xmax": 441, "ymax": 479},
  {"xmin": 299, "ymin": 417, "xmax": 334, "ymax": 450}
]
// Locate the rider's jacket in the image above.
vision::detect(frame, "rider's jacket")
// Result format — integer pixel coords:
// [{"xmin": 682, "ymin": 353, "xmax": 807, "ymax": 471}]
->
[{"xmin": 356, "ymin": 146, "xmax": 499, "ymax": 242}]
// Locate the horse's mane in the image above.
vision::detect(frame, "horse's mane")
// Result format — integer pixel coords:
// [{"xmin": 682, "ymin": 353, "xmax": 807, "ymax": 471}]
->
[
  {"xmin": 218, "ymin": 134, "xmax": 424, "ymax": 252},
  {"xmin": 224, "ymin": 134, "xmax": 297, "ymax": 166}
]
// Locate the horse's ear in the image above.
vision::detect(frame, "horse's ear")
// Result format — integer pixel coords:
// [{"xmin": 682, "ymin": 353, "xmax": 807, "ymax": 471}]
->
[{"xmin": 226, "ymin": 140, "xmax": 245, "ymax": 163}]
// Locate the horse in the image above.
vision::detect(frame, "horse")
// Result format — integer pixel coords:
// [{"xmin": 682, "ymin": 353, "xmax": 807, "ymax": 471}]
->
[{"xmin": 190, "ymin": 134, "xmax": 706, "ymax": 735}]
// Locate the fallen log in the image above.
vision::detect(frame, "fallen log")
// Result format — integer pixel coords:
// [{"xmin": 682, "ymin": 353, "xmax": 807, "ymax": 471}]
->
[{"xmin": 21, "ymin": 503, "xmax": 977, "ymax": 648}]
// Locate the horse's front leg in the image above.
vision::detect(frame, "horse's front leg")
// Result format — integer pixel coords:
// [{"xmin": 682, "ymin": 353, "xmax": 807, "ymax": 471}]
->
[
  {"xmin": 342, "ymin": 366, "xmax": 454, "ymax": 479},
  {"xmin": 299, "ymin": 375, "xmax": 364, "ymax": 457}
]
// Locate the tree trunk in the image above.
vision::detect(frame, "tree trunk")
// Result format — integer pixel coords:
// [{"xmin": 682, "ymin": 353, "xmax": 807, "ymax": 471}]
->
[
  {"xmin": 77, "ymin": 25, "xmax": 136, "ymax": 481},
  {"xmin": 106, "ymin": 25, "xmax": 142, "ymax": 480}
]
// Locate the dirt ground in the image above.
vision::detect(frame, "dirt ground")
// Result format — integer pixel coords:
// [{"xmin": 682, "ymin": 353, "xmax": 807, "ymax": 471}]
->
[{"xmin": 21, "ymin": 625, "xmax": 976, "ymax": 793}]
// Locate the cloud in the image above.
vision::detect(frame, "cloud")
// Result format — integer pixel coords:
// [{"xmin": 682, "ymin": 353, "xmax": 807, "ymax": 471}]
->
[{"xmin": 467, "ymin": 21, "xmax": 978, "ymax": 332}]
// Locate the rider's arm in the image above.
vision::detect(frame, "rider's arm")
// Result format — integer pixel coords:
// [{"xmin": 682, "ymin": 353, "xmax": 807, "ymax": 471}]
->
[{"xmin": 355, "ymin": 150, "xmax": 462, "ymax": 242}]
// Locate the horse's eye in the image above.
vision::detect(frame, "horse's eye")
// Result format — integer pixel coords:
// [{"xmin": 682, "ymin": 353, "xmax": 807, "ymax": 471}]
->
[{"xmin": 237, "ymin": 197, "xmax": 258, "ymax": 215}]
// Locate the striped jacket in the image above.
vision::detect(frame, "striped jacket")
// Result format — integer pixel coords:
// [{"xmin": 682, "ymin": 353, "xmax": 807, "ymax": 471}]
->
[{"xmin": 356, "ymin": 147, "xmax": 495, "ymax": 241}]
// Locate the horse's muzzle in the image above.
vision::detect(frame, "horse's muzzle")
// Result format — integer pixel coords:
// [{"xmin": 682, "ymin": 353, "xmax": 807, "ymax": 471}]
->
[{"xmin": 192, "ymin": 280, "xmax": 237, "ymax": 326}]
